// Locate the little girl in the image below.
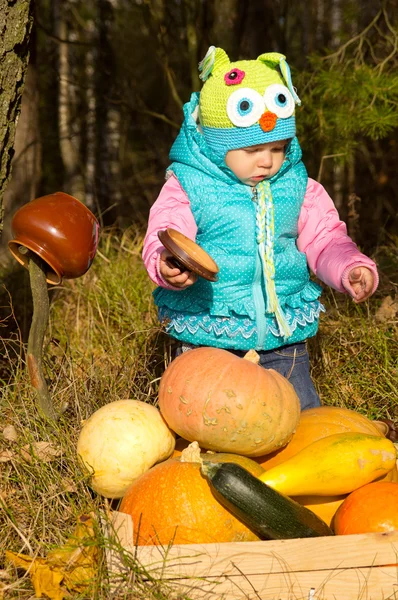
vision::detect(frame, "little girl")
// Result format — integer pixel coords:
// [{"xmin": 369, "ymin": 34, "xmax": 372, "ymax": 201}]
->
[{"xmin": 142, "ymin": 47, "xmax": 378, "ymax": 410}]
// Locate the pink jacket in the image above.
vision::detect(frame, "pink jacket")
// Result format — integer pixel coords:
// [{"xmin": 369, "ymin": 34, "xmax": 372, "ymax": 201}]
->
[{"xmin": 143, "ymin": 175, "xmax": 379, "ymax": 295}]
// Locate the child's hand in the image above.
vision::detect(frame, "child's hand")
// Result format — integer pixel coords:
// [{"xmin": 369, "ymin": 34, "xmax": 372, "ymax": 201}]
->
[
  {"xmin": 159, "ymin": 250, "xmax": 198, "ymax": 289},
  {"xmin": 346, "ymin": 267, "xmax": 375, "ymax": 303}
]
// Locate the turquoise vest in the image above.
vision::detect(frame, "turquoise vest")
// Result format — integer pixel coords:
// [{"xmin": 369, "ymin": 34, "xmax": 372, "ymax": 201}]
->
[{"xmin": 154, "ymin": 93, "xmax": 323, "ymax": 351}]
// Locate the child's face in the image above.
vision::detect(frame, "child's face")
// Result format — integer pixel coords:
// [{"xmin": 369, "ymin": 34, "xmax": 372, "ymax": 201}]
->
[{"xmin": 225, "ymin": 139, "xmax": 288, "ymax": 186}]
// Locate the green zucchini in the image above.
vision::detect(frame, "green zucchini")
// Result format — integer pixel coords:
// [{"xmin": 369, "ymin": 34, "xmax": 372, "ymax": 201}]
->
[{"xmin": 201, "ymin": 461, "xmax": 333, "ymax": 540}]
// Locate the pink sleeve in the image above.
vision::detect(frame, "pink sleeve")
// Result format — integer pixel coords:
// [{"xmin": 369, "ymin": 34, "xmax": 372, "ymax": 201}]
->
[
  {"xmin": 142, "ymin": 174, "xmax": 197, "ymax": 288},
  {"xmin": 297, "ymin": 179, "xmax": 379, "ymax": 294}
]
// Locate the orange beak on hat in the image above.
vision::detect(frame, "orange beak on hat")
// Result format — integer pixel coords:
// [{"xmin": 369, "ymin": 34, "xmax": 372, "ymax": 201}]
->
[{"xmin": 259, "ymin": 111, "xmax": 277, "ymax": 132}]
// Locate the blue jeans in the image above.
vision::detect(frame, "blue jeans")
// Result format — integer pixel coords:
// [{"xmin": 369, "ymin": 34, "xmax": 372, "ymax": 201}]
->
[{"xmin": 174, "ymin": 342, "xmax": 321, "ymax": 411}]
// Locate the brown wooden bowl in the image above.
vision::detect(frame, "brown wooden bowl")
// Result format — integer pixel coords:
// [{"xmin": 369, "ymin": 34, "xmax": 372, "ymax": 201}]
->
[
  {"xmin": 158, "ymin": 228, "xmax": 219, "ymax": 282},
  {"xmin": 8, "ymin": 192, "xmax": 99, "ymax": 285}
]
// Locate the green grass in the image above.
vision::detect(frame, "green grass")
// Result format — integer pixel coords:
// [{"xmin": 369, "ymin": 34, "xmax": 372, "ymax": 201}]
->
[
  {"xmin": 0, "ymin": 229, "xmax": 396, "ymax": 598},
  {"xmin": 0, "ymin": 228, "xmax": 171, "ymax": 599},
  {"xmin": 311, "ymin": 290, "xmax": 398, "ymax": 419}
]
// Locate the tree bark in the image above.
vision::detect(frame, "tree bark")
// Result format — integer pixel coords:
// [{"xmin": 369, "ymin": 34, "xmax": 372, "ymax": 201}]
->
[
  {"xmin": 57, "ymin": 6, "xmax": 85, "ymax": 200},
  {"xmin": 183, "ymin": 0, "xmax": 201, "ymax": 92},
  {"xmin": 3, "ymin": 65, "xmax": 41, "ymax": 243},
  {"xmin": 0, "ymin": 0, "xmax": 34, "ymax": 235},
  {"xmin": 84, "ymin": 18, "xmax": 96, "ymax": 210},
  {"xmin": 94, "ymin": 0, "xmax": 120, "ymax": 225},
  {"xmin": 209, "ymin": 0, "xmax": 242, "ymax": 59}
]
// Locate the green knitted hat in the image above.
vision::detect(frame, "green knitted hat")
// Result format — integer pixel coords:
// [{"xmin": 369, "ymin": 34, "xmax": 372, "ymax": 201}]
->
[{"xmin": 198, "ymin": 47, "xmax": 301, "ymax": 159}]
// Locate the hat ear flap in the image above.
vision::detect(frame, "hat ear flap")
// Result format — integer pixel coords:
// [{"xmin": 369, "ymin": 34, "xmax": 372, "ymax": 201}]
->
[
  {"xmin": 278, "ymin": 56, "xmax": 301, "ymax": 105},
  {"xmin": 257, "ymin": 51, "xmax": 286, "ymax": 67},
  {"xmin": 257, "ymin": 52, "xmax": 301, "ymax": 105},
  {"xmin": 198, "ymin": 46, "xmax": 230, "ymax": 81}
]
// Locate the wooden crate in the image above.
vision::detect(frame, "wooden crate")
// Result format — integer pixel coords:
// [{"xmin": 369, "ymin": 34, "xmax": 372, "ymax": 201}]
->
[{"xmin": 105, "ymin": 511, "xmax": 398, "ymax": 600}]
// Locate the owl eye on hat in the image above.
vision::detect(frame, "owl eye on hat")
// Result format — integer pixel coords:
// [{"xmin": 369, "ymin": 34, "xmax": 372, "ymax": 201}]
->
[{"xmin": 198, "ymin": 46, "xmax": 301, "ymax": 159}]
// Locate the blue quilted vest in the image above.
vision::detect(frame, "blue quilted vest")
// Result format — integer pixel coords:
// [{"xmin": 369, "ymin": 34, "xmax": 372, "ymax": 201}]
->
[{"xmin": 154, "ymin": 93, "xmax": 323, "ymax": 351}]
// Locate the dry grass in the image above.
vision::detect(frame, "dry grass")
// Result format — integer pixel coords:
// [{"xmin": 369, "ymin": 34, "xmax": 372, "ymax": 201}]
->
[
  {"xmin": 0, "ymin": 229, "xmax": 396, "ymax": 599},
  {"xmin": 310, "ymin": 246, "xmax": 398, "ymax": 420}
]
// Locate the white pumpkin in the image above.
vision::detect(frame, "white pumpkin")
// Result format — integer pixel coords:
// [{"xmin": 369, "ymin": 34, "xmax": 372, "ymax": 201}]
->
[{"xmin": 77, "ymin": 399, "xmax": 175, "ymax": 498}]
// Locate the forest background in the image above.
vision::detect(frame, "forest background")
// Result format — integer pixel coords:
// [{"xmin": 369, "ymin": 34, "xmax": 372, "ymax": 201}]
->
[
  {"xmin": 0, "ymin": 1, "xmax": 397, "ymax": 420},
  {"xmin": 0, "ymin": 0, "xmax": 397, "ymax": 420},
  {"xmin": 0, "ymin": 2, "xmax": 397, "ymax": 598},
  {"xmin": 2, "ymin": 0, "xmax": 398, "ymax": 251}
]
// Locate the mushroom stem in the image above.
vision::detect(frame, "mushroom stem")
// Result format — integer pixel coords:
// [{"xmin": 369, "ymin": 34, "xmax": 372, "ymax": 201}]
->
[{"xmin": 26, "ymin": 253, "xmax": 58, "ymax": 421}]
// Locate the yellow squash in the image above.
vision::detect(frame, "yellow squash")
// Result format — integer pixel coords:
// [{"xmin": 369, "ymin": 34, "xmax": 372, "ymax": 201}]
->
[{"xmin": 258, "ymin": 432, "xmax": 397, "ymax": 496}]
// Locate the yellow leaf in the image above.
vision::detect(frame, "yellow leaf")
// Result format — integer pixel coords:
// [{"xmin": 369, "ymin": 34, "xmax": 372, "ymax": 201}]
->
[
  {"xmin": 6, "ymin": 514, "xmax": 99, "ymax": 599},
  {"xmin": 5, "ymin": 553, "xmax": 64, "ymax": 600},
  {"xmin": 30, "ymin": 562, "xmax": 65, "ymax": 600}
]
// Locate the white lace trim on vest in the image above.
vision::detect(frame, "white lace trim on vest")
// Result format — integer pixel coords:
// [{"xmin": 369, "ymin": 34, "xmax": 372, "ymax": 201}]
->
[{"xmin": 159, "ymin": 301, "xmax": 325, "ymax": 340}]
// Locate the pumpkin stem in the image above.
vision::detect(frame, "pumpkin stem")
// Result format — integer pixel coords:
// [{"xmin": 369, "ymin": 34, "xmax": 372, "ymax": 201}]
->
[
  {"xmin": 180, "ymin": 441, "xmax": 203, "ymax": 464},
  {"xmin": 243, "ymin": 349, "xmax": 260, "ymax": 365}
]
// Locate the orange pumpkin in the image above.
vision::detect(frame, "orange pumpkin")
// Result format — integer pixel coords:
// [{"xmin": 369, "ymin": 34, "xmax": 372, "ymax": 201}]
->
[
  {"xmin": 120, "ymin": 447, "xmax": 264, "ymax": 545},
  {"xmin": 333, "ymin": 482, "xmax": 398, "ymax": 535},
  {"xmin": 255, "ymin": 406, "xmax": 386, "ymax": 470},
  {"xmin": 158, "ymin": 347, "xmax": 300, "ymax": 457}
]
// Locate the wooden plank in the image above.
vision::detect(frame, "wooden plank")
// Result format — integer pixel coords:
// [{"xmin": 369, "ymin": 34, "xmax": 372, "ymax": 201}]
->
[
  {"xmin": 135, "ymin": 532, "xmax": 398, "ymax": 576},
  {"xmin": 106, "ymin": 512, "xmax": 398, "ymax": 599},
  {"xmin": 104, "ymin": 511, "xmax": 134, "ymax": 579},
  {"xmin": 110, "ymin": 512, "xmax": 398, "ymax": 575},
  {"xmin": 135, "ymin": 567, "xmax": 398, "ymax": 600}
]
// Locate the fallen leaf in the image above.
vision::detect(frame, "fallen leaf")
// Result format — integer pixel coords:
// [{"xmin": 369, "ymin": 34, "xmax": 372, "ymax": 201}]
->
[
  {"xmin": 2, "ymin": 425, "xmax": 18, "ymax": 443},
  {"xmin": 375, "ymin": 295, "xmax": 398, "ymax": 322},
  {"xmin": 6, "ymin": 554, "xmax": 64, "ymax": 600},
  {"xmin": 6, "ymin": 513, "xmax": 99, "ymax": 600},
  {"xmin": 0, "ymin": 450, "xmax": 15, "ymax": 463},
  {"xmin": 60, "ymin": 478, "xmax": 78, "ymax": 494},
  {"xmin": 20, "ymin": 442, "xmax": 61, "ymax": 464}
]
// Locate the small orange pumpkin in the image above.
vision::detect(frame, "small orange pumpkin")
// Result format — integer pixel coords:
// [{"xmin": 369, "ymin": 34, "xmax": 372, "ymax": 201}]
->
[
  {"xmin": 333, "ymin": 482, "xmax": 398, "ymax": 535},
  {"xmin": 159, "ymin": 347, "xmax": 300, "ymax": 457},
  {"xmin": 255, "ymin": 406, "xmax": 387, "ymax": 470},
  {"xmin": 120, "ymin": 444, "xmax": 264, "ymax": 545}
]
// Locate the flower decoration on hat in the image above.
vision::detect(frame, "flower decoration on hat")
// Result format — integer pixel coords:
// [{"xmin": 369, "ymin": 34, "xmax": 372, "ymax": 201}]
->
[{"xmin": 224, "ymin": 68, "xmax": 245, "ymax": 85}]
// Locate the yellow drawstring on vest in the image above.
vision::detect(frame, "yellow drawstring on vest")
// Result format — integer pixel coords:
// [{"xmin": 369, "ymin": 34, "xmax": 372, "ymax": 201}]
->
[{"xmin": 255, "ymin": 181, "xmax": 292, "ymax": 339}]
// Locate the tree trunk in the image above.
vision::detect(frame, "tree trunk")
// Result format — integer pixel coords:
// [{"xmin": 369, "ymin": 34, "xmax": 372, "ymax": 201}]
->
[
  {"xmin": 3, "ymin": 65, "xmax": 41, "ymax": 243},
  {"xmin": 95, "ymin": 0, "xmax": 120, "ymax": 225},
  {"xmin": 36, "ymin": 0, "xmax": 64, "ymax": 196},
  {"xmin": 209, "ymin": 0, "xmax": 242, "ymax": 58},
  {"xmin": 0, "ymin": 0, "xmax": 34, "ymax": 236},
  {"xmin": 183, "ymin": 0, "xmax": 201, "ymax": 92},
  {"xmin": 57, "ymin": 5, "xmax": 85, "ymax": 200},
  {"xmin": 84, "ymin": 18, "xmax": 96, "ymax": 211}
]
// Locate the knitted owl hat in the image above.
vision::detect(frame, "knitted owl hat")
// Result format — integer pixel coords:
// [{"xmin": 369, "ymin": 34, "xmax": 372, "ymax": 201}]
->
[{"xmin": 198, "ymin": 46, "xmax": 301, "ymax": 160}]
